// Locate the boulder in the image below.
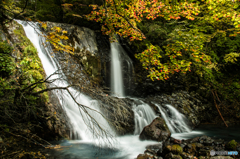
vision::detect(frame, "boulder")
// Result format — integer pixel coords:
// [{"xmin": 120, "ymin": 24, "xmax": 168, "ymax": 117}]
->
[{"xmin": 139, "ymin": 117, "xmax": 171, "ymax": 142}]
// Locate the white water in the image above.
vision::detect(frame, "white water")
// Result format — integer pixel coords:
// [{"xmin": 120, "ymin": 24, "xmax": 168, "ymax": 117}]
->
[
  {"xmin": 132, "ymin": 100, "xmax": 157, "ymax": 135},
  {"xmin": 155, "ymin": 103, "xmax": 191, "ymax": 133},
  {"xmin": 110, "ymin": 42, "xmax": 124, "ymax": 97},
  {"xmin": 16, "ymin": 20, "xmax": 115, "ymax": 142}
]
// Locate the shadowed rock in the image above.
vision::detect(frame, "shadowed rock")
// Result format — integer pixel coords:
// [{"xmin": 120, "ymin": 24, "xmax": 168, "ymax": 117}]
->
[{"xmin": 139, "ymin": 117, "xmax": 171, "ymax": 142}]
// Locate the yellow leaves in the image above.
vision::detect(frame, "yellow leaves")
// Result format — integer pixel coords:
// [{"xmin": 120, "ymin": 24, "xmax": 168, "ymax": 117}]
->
[
  {"xmin": 224, "ymin": 52, "xmax": 240, "ymax": 63},
  {"xmin": 55, "ymin": 27, "xmax": 61, "ymax": 33},
  {"xmin": 62, "ymin": 30, "xmax": 68, "ymax": 34},
  {"xmin": 44, "ymin": 25, "xmax": 75, "ymax": 55},
  {"xmin": 41, "ymin": 23, "xmax": 47, "ymax": 29}
]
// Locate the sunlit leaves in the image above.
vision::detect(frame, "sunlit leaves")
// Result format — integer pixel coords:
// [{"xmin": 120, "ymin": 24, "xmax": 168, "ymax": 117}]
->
[
  {"xmin": 224, "ymin": 53, "xmax": 240, "ymax": 63},
  {"xmin": 85, "ymin": 0, "xmax": 240, "ymax": 80},
  {"xmin": 86, "ymin": 0, "xmax": 200, "ymax": 42},
  {"xmin": 40, "ymin": 23, "xmax": 74, "ymax": 55}
]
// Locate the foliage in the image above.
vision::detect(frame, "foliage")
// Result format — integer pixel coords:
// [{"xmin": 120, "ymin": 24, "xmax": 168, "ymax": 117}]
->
[
  {"xmin": 41, "ymin": 23, "xmax": 75, "ymax": 55},
  {"xmin": 0, "ymin": 41, "xmax": 15, "ymax": 78},
  {"xmin": 78, "ymin": 0, "xmax": 240, "ymax": 82}
]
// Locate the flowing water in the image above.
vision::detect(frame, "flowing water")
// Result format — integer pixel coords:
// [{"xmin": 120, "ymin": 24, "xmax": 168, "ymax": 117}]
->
[
  {"xmin": 132, "ymin": 100, "xmax": 157, "ymax": 135},
  {"xmin": 155, "ymin": 103, "xmax": 191, "ymax": 133},
  {"xmin": 111, "ymin": 42, "xmax": 124, "ymax": 97}
]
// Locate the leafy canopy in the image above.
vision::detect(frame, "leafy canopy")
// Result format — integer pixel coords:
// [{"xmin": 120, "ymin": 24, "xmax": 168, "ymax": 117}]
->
[{"xmin": 82, "ymin": 0, "xmax": 240, "ymax": 81}]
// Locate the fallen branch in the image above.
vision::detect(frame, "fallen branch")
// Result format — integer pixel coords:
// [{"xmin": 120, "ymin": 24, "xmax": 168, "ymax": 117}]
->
[{"xmin": 211, "ymin": 90, "xmax": 228, "ymax": 127}]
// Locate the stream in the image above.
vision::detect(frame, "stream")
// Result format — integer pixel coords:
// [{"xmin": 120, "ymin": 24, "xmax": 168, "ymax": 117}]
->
[{"xmin": 45, "ymin": 125, "xmax": 240, "ymax": 159}]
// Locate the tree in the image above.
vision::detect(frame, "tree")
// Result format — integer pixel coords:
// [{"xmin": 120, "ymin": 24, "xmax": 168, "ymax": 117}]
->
[{"xmin": 68, "ymin": 0, "xmax": 240, "ymax": 81}]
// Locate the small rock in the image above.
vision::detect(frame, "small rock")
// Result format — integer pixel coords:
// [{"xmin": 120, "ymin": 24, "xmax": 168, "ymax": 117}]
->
[
  {"xmin": 146, "ymin": 143, "xmax": 163, "ymax": 155},
  {"xmin": 137, "ymin": 153, "xmax": 152, "ymax": 159},
  {"xmin": 174, "ymin": 139, "xmax": 182, "ymax": 144}
]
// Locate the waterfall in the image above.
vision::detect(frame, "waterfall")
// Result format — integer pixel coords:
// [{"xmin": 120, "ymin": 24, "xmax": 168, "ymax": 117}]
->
[
  {"xmin": 155, "ymin": 103, "xmax": 191, "ymax": 133},
  {"xmin": 110, "ymin": 42, "xmax": 124, "ymax": 97},
  {"xmin": 132, "ymin": 99, "xmax": 157, "ymax": 135},
  {"xmin": 16, "ymin": 20, "xmax": 115, "ymax": 141}
]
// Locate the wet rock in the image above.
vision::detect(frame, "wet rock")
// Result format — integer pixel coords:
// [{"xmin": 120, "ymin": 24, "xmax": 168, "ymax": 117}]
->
[
  {"xmin": 146, "ymin": 143, "xmax": 163, "ymax": 155},
  {"xmin": 137, "ymin": 153, "xmax": 152, "ymax": 159},
  {"xmin": 144, "ymin": 149, "xmax": 156, "ymax": 156},
  {"xmin": 199, "ymin": 135, "xmax": 214, "ymax": 146},
  {"xmin": 139, "ymin": 117, "xmax": 171, "ymax": 142}
]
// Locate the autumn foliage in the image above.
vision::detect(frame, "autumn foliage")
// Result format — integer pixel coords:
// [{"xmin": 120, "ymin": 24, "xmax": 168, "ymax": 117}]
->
[{"xmin": 83, "ymin": 0, "xmax": 240, "ymax": 81}]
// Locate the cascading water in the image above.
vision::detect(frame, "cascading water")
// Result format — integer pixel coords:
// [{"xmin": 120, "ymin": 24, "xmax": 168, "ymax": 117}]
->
[
  {"xmin": 110, "ymin": 42, "xmax": 124, "ymax": 97},
  {"xmin": 132, "ymin": 100, "xmax": 157, "ymax": 135},
  {"xmin": 155, "ymin": 103, "xmax": 191, "ymax": 133},
  {"xmin": 16, "ymin": 20, "xmax": 115, "ymax": 141}
]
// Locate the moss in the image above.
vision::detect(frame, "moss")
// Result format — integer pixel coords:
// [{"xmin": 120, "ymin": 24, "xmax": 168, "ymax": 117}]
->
[
  {"xmin": 13, "ymin": 22, "xmax": 49, "ymax": 102},
  {"xmin": 226, "ymin": 140, "xmax": 238, "ymax": 150},
  {"xmin": 172, "ymin": 144, "xmax": 183, "ymax": 154}
]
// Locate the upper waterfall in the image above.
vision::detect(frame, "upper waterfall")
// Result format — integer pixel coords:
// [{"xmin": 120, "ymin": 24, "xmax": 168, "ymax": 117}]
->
[{"xmin": 110, "ymin": 42, "xmax": 125, "ymax": 97}]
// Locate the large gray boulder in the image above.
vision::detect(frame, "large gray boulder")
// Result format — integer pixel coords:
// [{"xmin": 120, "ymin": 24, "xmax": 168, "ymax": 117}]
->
[{"xmin": 139, "ymin": 117, "xmax": 171, "ymax": 142}]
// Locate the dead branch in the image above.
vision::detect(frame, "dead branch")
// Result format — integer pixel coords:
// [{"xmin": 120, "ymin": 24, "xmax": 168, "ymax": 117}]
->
[{"xmin": 211, "ymin": 90, "xmax": 228, "ymax": 127}]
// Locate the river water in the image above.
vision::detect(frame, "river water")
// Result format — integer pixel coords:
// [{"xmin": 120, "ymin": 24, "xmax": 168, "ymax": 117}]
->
[{"xmin": 45, "ymin": 124, "xmax": 240, "ymax": 159}]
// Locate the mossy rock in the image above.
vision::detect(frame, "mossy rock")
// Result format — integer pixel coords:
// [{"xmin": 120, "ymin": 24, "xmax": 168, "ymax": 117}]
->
[
  {"xmin": 226, "ymin": 140, "xmax": 238, "ymax": 151},
  {"xmin": 172, "ymin": 144, "xmax": 183, "ymax": 154}
]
